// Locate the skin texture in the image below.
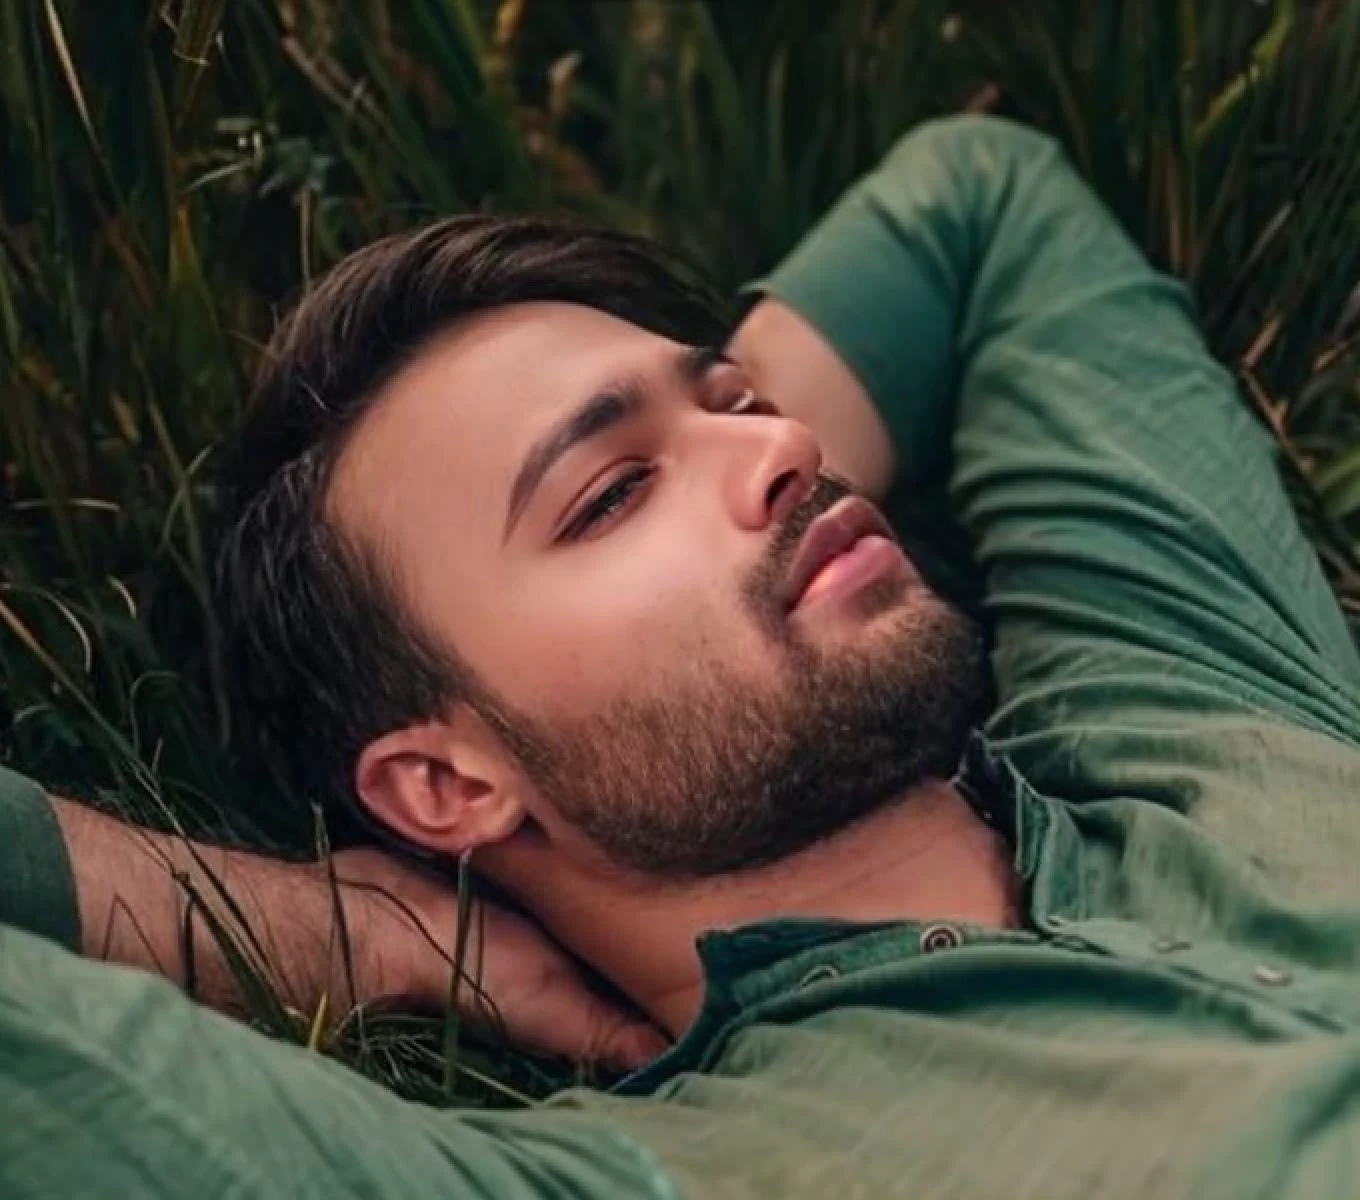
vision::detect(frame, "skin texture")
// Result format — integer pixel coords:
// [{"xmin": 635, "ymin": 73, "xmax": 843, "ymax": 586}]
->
[{"xmin": 328, "ymin": 298, "xmax": 1016, "ymax": 1035}]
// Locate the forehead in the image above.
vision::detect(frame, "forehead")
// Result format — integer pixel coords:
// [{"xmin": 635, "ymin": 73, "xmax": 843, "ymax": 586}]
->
[{"xmin": 328, "ymin": 300, "xmax": 674, "ymax": 564}]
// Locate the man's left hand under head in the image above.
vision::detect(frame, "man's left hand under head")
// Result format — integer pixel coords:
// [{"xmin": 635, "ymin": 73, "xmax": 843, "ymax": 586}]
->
[{"xmin": 331, "ymin": 848, "xmax": 669, "ymax": 1072}]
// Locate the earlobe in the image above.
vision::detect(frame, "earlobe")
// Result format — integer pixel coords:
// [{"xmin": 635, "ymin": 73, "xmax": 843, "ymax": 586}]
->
[{"xmin": 354, "ymin": 721, "xmax": 525, "ymax": 856}]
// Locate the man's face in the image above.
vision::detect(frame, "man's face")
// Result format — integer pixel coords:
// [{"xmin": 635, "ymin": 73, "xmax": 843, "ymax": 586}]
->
[{"xmin": 332, "ymin": 302, "xmax": 985, "ymax": 878}]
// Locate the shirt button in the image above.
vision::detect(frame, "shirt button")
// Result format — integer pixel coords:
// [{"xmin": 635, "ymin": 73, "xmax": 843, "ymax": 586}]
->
[
  {"xmin": 919, "ymin": 924, "xmax": 965, "ymax": 954},
  {"xmin": 1253, "ymin": 964, "xmax": 1292, "ymax": 987},
  {"xmin": 798, "ymin": 964, "xmax": 841, "ymax": 989}
]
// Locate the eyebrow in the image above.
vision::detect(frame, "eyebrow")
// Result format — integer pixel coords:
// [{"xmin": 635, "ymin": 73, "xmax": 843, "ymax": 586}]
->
[{"xmin": 502, "ymin": 343, "xmax": 731, "ymax": 541}]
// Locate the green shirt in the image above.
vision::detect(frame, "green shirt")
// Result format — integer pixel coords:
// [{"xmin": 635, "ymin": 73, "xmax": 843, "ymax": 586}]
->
[{"xmin": 5, "ymin": 115, "xmax": 1360, "ymax": 1199}]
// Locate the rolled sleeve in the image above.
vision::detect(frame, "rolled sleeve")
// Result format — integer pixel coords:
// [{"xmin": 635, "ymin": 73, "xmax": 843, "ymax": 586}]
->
[{"xmin": 0, "ymin": 765, "xmax": 80, "ymax": 951}]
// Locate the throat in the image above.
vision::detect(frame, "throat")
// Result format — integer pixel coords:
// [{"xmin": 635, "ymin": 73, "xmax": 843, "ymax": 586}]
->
[
  {"xmin": 521, "ymin": 780, "xmax": 1021, "ymax": 1039},
  {"xmin": 693, "ymin": 779, "xmax": 1021, "ymax": 931}
]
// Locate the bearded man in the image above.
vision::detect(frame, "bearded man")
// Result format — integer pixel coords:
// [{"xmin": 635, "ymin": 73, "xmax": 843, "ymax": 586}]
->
[{"xmin": 4, "ymin": 116, "xmax": 1360, "ymax": 1199}]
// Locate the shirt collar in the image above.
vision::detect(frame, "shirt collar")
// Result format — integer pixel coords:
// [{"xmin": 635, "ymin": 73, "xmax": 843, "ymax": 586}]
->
[{"xmin": 614, "ymin": 729, "xmax": 1046, "ymax": 1095}]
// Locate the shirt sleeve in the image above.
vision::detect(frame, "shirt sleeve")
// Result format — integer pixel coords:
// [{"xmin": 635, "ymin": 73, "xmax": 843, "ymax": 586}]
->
[
  {"xmin": 749, "ymin": 115, "xmax": 1360, "ymax": 803},
  {"xmin": 0, "ymin": 765, "xmax": 81, "ymax": 951},
  {"xmin": 0, "ymin": 920, "xmax": 671, "ymax": 1200}
]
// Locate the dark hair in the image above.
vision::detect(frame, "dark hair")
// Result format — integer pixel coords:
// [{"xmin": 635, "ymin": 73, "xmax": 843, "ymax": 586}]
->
[{"xmin": 214, "ymin": 213, "xmax": 727, "ymax": 836}]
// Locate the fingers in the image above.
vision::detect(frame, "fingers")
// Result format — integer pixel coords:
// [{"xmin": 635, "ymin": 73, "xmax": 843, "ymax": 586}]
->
[
  {"xmin": 498, "ymin": 973, "xmax": 670, "ymax": 1073},
  {"xmin": 582, "ymin": 1006, "xmax": 671, "ymax": 1073}
]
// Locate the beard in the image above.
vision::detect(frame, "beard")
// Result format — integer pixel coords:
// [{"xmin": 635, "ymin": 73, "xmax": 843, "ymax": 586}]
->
[{"xmin": 475, "ymin": 475, "xmax": 988, "ymax": 880}]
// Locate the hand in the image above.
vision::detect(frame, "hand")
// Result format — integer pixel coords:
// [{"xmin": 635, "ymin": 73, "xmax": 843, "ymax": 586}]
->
[
  {"xmin": 48, "ymin": 794, "xmax": 665, "ymax": 1067},
  {"xmin": 332, "ymin": 848, "xmax": 667, "ymax": 1073}
]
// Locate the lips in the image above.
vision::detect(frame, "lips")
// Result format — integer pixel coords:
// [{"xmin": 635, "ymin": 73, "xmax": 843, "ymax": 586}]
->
[{"xmin": 779, "ymin": 496, "xmax": 897, "ymax": 611}]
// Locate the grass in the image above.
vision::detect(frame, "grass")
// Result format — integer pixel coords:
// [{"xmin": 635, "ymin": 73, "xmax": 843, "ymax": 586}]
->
[{"xmin": 2, "ymin": 0, "xmax": 1359, "ymax": 1103}]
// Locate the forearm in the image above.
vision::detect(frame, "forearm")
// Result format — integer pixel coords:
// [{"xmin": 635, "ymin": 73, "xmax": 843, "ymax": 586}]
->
[{"xmin": 50, "ymin": 796, "xmax": 437, "ymax": 1021}]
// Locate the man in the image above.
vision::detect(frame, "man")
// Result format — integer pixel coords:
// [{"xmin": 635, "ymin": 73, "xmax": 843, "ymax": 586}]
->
[{"xmin": 4, "ymin": 113, "xmax": 1360, "ymax": 1197}]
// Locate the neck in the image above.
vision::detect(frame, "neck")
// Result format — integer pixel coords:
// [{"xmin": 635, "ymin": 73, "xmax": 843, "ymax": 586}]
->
[{"xmin": 505, "ymin": 781, "xmax": 1019, "ymax": 1038}]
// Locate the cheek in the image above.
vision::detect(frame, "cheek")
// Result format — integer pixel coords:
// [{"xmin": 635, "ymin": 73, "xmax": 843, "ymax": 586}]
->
[{"xmin": 470, "ymin": 536, "xmax": 762, "ymax": 715}]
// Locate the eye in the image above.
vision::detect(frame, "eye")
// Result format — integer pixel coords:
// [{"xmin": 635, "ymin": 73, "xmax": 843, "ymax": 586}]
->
[
  {"xmin": 721, "ymin": 387, "xmax": 777, "ymax": 417},
  {"xmin": 561, "ymin": 466, "xmax": 653, "ymax": 541}
]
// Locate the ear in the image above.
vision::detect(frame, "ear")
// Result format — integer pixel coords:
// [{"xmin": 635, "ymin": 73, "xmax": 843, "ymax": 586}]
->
[{"xmin": 354, "ymin": 708, "xmax": 526, "ymax": 856}]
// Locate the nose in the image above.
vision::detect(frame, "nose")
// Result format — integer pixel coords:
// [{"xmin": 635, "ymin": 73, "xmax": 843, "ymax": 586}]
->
[{"xmin": 726, "ymin": 415, "xmax": 822, "ymax": 532}]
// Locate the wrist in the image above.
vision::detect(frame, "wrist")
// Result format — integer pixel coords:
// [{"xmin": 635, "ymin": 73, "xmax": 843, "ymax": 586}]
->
[{"xmin": 330, "ymin": 849, "xmax": 457, "ymax": 1013}]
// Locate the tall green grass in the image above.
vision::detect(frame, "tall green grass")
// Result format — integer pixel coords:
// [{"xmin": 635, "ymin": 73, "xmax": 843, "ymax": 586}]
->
[{"xmin": 2, "ymin": 0, "xmax": 1359, "ymax": 1101}]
